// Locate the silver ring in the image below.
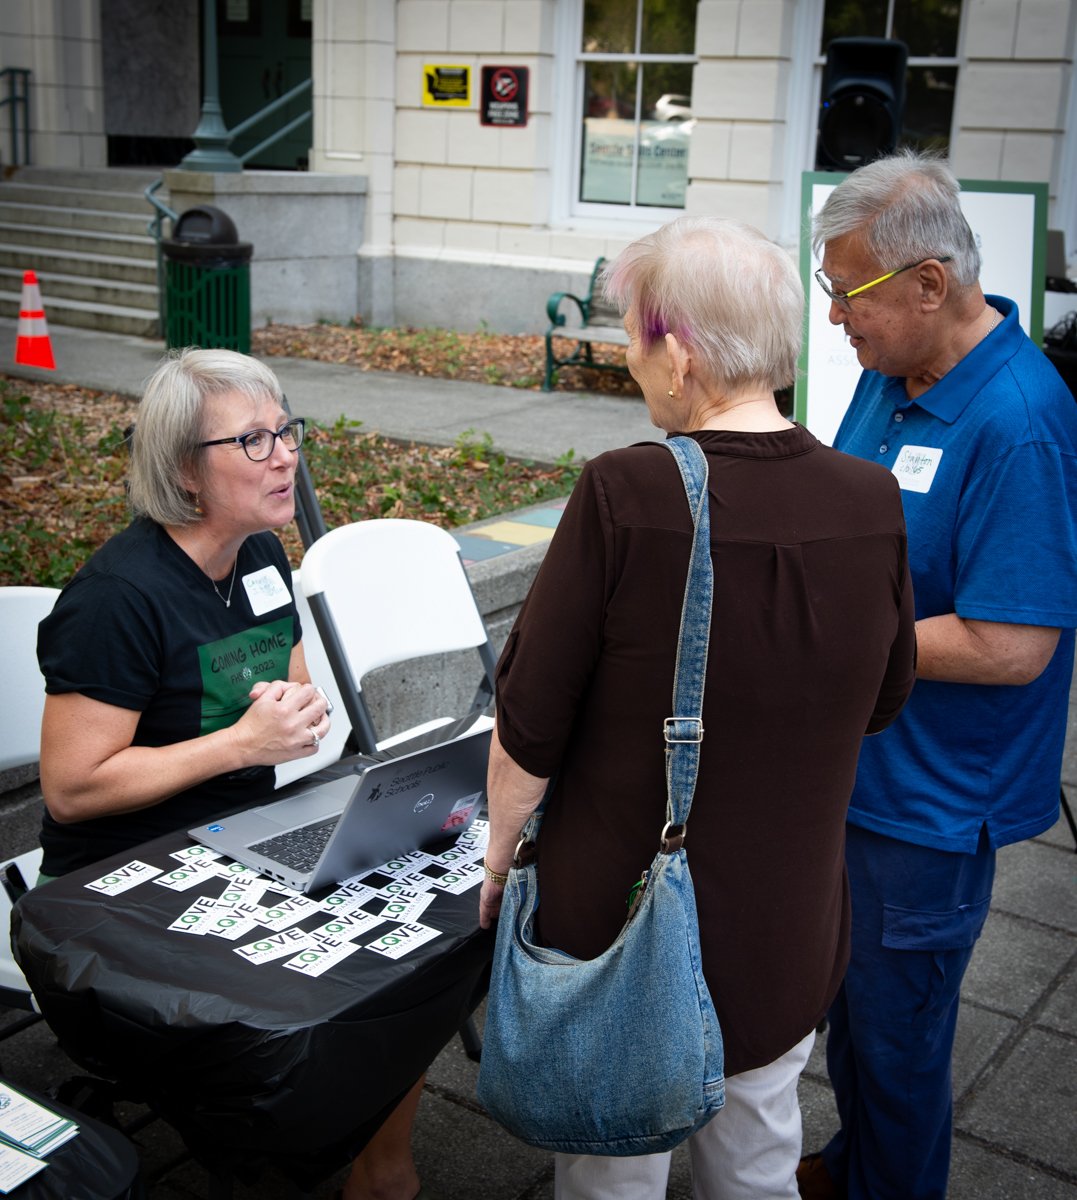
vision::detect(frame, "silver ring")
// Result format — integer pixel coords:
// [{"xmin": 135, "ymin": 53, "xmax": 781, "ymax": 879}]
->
[{"xmin": 310, "ymin": 730, "xmax": 321, "ymax": 749}]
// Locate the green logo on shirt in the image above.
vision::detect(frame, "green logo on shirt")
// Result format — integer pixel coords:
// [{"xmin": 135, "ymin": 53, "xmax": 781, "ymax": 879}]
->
[{"xmin": 197, "ymin": 616, "xmax": 293, "ymax": 734}]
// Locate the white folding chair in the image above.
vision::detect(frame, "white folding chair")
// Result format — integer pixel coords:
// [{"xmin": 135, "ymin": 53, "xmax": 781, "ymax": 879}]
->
[
  {"xmin": 299, "ymin": 521, "xmax": 494, "ymax": 1062},
  {"xmin": 0, "ymin": 586, "xmax": 59, "ymax": 1022},
  {"xmin": 274, "ymin": 571, "xmax": 352, "ymax": 788},
  {"xmin": 299, "ymin": 519, "xmax": 497, "ymax": 754}
]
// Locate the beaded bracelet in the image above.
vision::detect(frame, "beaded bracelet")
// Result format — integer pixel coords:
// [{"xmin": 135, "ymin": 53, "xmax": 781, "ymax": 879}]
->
[{"xmin": 483, "ymin": 858, "xmax": 509, "ymax": 885}]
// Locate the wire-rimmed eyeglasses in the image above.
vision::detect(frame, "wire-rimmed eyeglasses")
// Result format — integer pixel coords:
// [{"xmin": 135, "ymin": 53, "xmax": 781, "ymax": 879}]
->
[
  {"xmin": 814, "ymin": 256, "xmax": 953, "ymax": 309},
  {"xmin": 199, "ymin": 417, "xmax": 305, "ymax": 462}
]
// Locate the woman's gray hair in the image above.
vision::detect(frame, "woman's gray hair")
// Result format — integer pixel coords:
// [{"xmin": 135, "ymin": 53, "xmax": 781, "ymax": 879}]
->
[
  {"xmin": 127, "ymin": 347, "xmax": 285, "ymax": 526},
  {"xmin": 811, "ymin": 149, "xmax": 981, "ymax": 286},
  {"xmin": 602, "ymin": 215, "xmax": 803, "ymax": 393}
]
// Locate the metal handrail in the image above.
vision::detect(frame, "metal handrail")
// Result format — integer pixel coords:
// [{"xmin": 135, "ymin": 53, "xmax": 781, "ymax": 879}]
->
[
  {"xmin": 0, "ymin": 68, "xmax": 30, "ymax": 167},
  {"xmin": 232, "ymin": 77, "xmax": 312, "ymax": 165},
  {"xmin": 144, "ymin": 179, "xmax": 178, "ymax": 337},
  {"xmin": 142, "ymin": 75, "xmax": 312, "ymax": 333}
]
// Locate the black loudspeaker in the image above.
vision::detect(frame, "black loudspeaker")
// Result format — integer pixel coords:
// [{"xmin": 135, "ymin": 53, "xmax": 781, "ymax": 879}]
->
[{"xmin": 816, "ymin": 37, "xmax": 908, "ymax": 171}]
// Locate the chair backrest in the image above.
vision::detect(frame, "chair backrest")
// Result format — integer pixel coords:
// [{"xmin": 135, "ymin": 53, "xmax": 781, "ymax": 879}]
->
[
  {"xmin": 299, "ymin": 519, "xmax": 497, "ymax": 752},
  {"xmin": 274, "ymin": 571, "xmax": 353, "ymax": 789},
  {"xmin": 0, "ymin": 586, "xmax": 61, "ymax": 773}
]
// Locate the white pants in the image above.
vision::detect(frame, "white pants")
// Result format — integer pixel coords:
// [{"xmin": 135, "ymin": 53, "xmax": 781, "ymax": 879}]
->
[{"xmin": 554, "ymin": 1030, "xmax": 815, "ymax": 1200}]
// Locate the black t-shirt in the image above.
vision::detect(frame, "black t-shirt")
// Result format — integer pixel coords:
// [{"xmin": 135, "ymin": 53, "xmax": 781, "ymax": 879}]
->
[{"xmin": 37, "ymin": 518, "xmax": 301, "ymax": 876}]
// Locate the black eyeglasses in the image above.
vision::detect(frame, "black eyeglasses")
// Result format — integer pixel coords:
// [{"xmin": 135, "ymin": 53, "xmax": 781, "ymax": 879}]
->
[
  {"xmin": 814, "ymin": 256, "xmax": 953, "ymax": 309},
  {"xmin": 199, "ymin": 417, "xmax": 305, "ymax": 462}
]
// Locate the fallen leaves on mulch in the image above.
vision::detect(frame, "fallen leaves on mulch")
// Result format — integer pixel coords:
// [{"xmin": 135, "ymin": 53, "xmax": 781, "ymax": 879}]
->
[{"xmin": 251, "ymin": 321, "xmax": 643, "ymax": 398}]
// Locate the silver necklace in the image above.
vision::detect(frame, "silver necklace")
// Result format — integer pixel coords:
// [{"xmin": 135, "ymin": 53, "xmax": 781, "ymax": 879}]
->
[{"xmin": 210, "ymin": 558, "xmax": 239, "ymax": 608}]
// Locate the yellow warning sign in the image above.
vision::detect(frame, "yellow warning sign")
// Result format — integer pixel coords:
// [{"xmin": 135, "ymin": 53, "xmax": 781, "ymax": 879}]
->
[{"xmin": 423, "ymin": 64, "xmax": 471, "ymax": 107}]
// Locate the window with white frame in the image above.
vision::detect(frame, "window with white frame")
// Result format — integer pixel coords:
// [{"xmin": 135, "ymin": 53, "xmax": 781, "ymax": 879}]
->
[
  {"xmin": 820, "ymin": 0, "xmax": 962, "ymax": 154},
  {"xmin": 572, "ymin": 0, "xmax": 698, "ymax": 215}
]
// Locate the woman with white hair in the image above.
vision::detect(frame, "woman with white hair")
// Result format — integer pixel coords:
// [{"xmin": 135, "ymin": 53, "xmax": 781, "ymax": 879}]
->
[{"xmin": 477, "ymin": 215, "xmax": 917, "ymax": 1199}]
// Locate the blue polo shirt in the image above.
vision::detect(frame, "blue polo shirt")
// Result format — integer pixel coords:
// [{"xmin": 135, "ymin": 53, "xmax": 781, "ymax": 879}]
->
[{"xmin": 834, "ymin": 296, "xmax": 1077, "ymax": 852}]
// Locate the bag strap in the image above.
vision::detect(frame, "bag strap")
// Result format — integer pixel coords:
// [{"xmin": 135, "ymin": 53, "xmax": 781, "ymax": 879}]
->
[
  {"xmin": 660, "ymin": 436, "xmax": 713, "ymax": 849},
  {"xmin": 512, "ymin": 436, "xmax": 712, "ymax": 866}
]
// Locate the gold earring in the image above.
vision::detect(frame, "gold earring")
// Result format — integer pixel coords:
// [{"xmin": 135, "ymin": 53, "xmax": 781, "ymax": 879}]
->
[
  {"xmin": 667, "ymin": 389, "xmax": 675, "ymax": 398},
  {"xmin": 193, "ymin": 493, "xmax": 204, "ymax": 516}
]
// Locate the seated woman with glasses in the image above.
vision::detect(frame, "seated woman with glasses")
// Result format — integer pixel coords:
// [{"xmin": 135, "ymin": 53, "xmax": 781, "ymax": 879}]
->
[
  {"xmin": 36, "ymin": 348, "xmax": 433, "ymax": 1200},
  {"xmin": 35, "ymin": 347, "xmax": 329, "ymax": 880}
]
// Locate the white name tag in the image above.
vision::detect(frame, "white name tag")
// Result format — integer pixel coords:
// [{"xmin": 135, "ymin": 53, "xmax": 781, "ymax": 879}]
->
[
  {"xmin": 892, "ymin": 445, "xmax": 943, "ymax": 493},
  {"xmin": 243, "ymin": 565, "xmax": 291, "ymax": 615}
]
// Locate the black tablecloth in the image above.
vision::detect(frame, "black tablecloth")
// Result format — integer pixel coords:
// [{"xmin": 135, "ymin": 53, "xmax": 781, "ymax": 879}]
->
[{"xmin": 10, "ymin": 811, "xmax": 493, "ymax": 1189}]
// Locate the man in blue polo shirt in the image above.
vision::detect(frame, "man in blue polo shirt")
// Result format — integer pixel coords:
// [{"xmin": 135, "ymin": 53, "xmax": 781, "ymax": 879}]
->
[{"xmin": 798, "ymin": 151, "xmax": 1077, "ymax": 1200}]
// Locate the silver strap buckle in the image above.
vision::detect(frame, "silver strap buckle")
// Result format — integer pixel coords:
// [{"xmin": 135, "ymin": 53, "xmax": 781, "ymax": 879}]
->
[{"xmin": 663, "ymin": 717, "xmax": 703, "ymax": 744}]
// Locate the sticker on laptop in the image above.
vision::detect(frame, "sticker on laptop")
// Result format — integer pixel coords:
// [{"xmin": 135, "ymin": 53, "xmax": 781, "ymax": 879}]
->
[{"xmin": 441, "ymin": 791, "xmax": 482, "ymax": 832}]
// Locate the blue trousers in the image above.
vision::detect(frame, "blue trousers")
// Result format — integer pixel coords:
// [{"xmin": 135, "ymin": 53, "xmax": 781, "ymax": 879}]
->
[{"xmin": 821, "ymin": 824, "xmax": 995, "ymax": 1200}]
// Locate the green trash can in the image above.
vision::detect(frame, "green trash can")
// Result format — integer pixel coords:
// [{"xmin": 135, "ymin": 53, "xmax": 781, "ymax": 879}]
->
[{"xmin": 163, "ymin": 205, "xmax": 252, "ymax": 353}]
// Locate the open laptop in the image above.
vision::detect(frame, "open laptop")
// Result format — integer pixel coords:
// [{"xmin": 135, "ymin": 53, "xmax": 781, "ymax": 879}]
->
[{"xmin": 189, "ymin": 720, "xmax": 492, "ymax": 893}]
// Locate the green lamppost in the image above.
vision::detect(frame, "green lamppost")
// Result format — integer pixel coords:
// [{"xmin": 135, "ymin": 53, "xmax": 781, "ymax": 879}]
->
[{"xmin": 179, "ymin": 0, "xmax": 243, "ymax": 172}]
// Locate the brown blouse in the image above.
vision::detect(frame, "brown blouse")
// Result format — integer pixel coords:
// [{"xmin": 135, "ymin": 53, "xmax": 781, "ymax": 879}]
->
[{"xmin": 494, "ymin": 425, "xmax": 916, "ymax": 1077}]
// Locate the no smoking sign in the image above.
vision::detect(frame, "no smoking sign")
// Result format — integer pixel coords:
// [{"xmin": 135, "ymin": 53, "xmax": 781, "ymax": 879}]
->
[{"xmin": 481, "ymin": 65, "xmax": 529, "ymax": 127}]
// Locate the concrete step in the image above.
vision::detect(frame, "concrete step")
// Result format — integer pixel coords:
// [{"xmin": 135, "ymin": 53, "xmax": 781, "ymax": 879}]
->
[
  {"xmin": 0, "ymin": 181, "xmax": 161, "ymax": 216},
  {"xmin": 0, "ymin": 290, "xmax": 158, "ymax": 337},
  {"xmin": 0, "ymin": 221, "xmax": 156, "ymax": 261},
  {"xmin": 0, "ymin": 200, "xmax": 151, "ymax": 237},
  {"xmin": 0, "ymin": 168, "xmax": 165, "ymax": 336},
  {"xmin": 10, "ymin": 166, "xmax": 163, "ymax": 193},
  {"xmin": 0, "ymin": 243, "xmax": 158, "ymax": 286},
  {"xmin": 0, "ymin": 266, "xmax": 158, "ymax": 313},
  {"xmin": 0, "ymin": 247, "xmax": 158, "ymax": 287}
]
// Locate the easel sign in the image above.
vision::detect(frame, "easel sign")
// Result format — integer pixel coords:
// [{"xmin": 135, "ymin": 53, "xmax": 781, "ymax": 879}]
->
[{"xmin": 795, "ymin": 173, "xmax": 1048, "ymax": 446}]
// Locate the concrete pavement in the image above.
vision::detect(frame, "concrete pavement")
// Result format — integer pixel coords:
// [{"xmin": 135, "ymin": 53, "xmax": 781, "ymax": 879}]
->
[{"xmin": 1, "ymin": 317, "xmax": 1075, "ymax": 1199}]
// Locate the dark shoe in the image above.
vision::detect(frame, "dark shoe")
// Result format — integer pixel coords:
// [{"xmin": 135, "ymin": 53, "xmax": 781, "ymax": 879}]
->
[{"xmin": 797, "ymin": 1152, "xmax": 844, "ymax": 1199}]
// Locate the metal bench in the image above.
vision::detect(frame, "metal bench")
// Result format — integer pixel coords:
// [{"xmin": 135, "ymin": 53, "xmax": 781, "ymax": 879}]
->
[{"xmin": 543, "ymin": 256, "xmax": 630, "ymax": 391}]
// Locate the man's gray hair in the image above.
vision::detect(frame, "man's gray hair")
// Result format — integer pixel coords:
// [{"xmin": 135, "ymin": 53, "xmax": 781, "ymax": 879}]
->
[
  {"xmin": 811, "ymin": 149, "xmax": 981, "ymax": 286},
  {"xmin": 603, "ymin": 215, "xmax": 803, "ymax": 394},
  {"xmin": 128, "ymin": 347, "xmax": 285, "ymax": 527}
]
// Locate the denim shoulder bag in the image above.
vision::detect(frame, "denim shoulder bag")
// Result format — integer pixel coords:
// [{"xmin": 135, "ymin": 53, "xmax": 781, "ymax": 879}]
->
[{"xmin": 476, "ymin": 435, "xmax": 725, "ymax": 1156}]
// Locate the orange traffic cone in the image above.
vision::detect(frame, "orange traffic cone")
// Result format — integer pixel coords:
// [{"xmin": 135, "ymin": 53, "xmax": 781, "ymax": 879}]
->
[{"xmin": 15, "ymin": 270, "xmax": 56, "ymax": 369}]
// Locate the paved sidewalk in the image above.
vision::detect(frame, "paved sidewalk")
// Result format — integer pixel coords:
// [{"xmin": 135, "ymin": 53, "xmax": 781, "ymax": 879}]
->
[{"xmin": 1, "ymin": 318, "xmax": 1075, "ymax": 1198}]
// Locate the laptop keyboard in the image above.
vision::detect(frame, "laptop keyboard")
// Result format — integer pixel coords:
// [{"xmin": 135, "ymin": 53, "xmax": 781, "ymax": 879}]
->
[{"xmin": 249, "ymin": 816, "xmax": 339, "ymax": 872}]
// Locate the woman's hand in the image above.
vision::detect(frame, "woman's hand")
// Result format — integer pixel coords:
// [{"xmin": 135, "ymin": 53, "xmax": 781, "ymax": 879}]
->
[
  {"xmin": 479, "ymin": 875, "xmax": 507, "ymax": 929},
  {"xmin": 238, "ymin": 680, "xmax": 331, "ymax": 764}
]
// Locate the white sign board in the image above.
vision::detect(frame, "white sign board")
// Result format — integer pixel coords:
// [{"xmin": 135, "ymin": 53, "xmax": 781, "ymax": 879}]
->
[{"xmin": 797, "ymin": 174, "xmax": 1047, "ymax": 445}]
